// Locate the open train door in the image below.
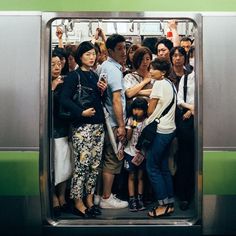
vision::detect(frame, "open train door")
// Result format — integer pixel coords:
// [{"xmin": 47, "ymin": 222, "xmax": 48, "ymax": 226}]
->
[{"xmin": 40, "ymin": 12, "xmax": 203, "ymax": 236}]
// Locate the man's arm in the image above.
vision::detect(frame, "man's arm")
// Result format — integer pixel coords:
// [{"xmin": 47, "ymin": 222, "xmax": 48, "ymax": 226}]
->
[
  {"xmin": 56, "ymin": 26, "xmax": 64, "ymax": 48},
  {"xmin": 113, "ymin": 90, "xmax": 126, "ymax": 141},
  {"xmin": 168, "ymin": 20, "xmax": 180, "ymax": 47}
]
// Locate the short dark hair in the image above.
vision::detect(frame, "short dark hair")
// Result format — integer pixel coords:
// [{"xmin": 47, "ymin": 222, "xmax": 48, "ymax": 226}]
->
[
  {"xmin": 132, "ymin": 47, "xmax": 152, "ymax": 70},
  {"xmin": 75, "ymin": 41, "xmax": 95, "ymax": 66},
  {"xmin": 142, "ymin": 37, "xmax": 158, "ymax": 54},
  {"xmin": 52, "ymin": 51, "xmax": 62, "ymax": 60},
  {"xmin": 130, "ymin": 97, "xmax": 148, "ymax": 113},
  {"xmin": 53, "ymin": 47, "xmax": 67, "ymax": 59},
  {"xmin": 150, "ymin": 58, "xmax": 171, "ymax": 77},
  {"xmin": 180, "ymin": 37, "xmax": 192, "ymax": 44},
  {"xmin": 155, "ymin": 38, "xmax": 173, "ymax": 52},
  {"xmin": 169, "ymin": 46, "xmax": 187, "ymax": 65},
  {"xmin": 105, "ymin": 34, "xmax": 126, "ymax": 51}
]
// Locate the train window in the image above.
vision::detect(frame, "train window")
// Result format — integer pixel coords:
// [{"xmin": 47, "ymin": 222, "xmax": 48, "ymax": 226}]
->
[{"xmin": 41, "ymin": 12, "xmax": 202, "ymax": 233}]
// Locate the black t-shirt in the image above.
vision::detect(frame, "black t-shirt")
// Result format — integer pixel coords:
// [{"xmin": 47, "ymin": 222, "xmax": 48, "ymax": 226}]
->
[{"xmin": 60, "ymin": 68, "xmax": 105, "ymax": 127}]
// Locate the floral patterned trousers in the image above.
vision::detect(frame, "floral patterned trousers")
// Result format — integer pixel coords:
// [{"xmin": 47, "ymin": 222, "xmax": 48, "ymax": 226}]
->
[{"xmin": 70, "ymin": 123, "xmax": 104, "ymax": 199}]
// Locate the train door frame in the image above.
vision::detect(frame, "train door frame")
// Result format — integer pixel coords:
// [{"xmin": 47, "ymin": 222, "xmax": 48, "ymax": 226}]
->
[{"xmin": 40, "ymin": 12, "xmax": 203, "ymax": 235}]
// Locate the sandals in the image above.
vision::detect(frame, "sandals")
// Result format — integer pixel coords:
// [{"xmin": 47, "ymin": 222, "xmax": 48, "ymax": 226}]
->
[{"xmin": 148, "ymin": 204, "xmax": 174, "ymax": 218}]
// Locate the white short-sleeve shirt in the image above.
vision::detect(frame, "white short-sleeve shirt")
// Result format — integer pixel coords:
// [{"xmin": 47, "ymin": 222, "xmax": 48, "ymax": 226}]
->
[
  {"xmin": 148, "ymin": 79, "xmax": 176, "ymax": 134},
  {"xmin": 177, "ymin": 71, "xmax": 195, "ymax": 106}
]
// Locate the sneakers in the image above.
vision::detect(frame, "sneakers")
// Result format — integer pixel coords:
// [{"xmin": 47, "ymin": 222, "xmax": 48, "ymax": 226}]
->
[
  {"xmin": 129, "ymin": 198, "xmax": 138, "ymax": 212},
  {"xmin": 137, "ymin": 194, "xmax": 146, "ymax": 211},
  {"xmin": 137, "ymin": 199, "xmax": 146, "ymax": 211},
  {"xmin": 99, "ymin": 194, "xmax": 128, "ymax": 209},
  {"xmin": 128, "ymin": 195, "xmax": 146, "ymax": 212},
  {"xmin": 94, "ymin": 194, "xmax": 101, "ymax": 206}
]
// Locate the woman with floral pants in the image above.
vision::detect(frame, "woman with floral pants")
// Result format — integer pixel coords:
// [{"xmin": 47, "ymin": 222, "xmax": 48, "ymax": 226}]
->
[{"xmin": 60, "ymin": 41, "xmax": 107, "ymax": 218}]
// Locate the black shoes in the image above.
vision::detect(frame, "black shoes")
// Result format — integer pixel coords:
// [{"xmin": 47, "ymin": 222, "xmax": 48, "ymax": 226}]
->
[
  {"xmin": 60, "ymin": 203, "xmax": 70, "ymax": 213},
  {"xmin": 72, "ymin": 207, "xmax": 96, "ymax": 218},
  {"xmin": 53, "ymin": 203, "xmax": 71, "ymax": 218},
  {"xmin": 88, "ymin": 205, "xmax": 102, "ymax": 215},
  {"xmin": 54, "ymin": 203, "xmax": 102, "ymax": 218},
  {"xmin": 179, "ymin": 201, "xmax": 189, "ymax": 211},
  {"xmin": 53, "ymin": 206, "xmax": 61, "ymax": 218}
]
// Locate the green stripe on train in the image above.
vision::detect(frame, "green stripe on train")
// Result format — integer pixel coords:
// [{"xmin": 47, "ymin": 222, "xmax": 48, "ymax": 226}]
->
[
  {"xmin": 0, "ymin": 0, "xmax": 236, "ymax": 11},
  {"xmin": 0, "ymin": 151, "xmax": 39, "ymax": 196},
  {"xmin": 203, "ymin": 151, "xmax": 236, "ymax": 195},
  {"xmin": 0, "ymin": 151, "xmax": 236, "ymax": 195}
]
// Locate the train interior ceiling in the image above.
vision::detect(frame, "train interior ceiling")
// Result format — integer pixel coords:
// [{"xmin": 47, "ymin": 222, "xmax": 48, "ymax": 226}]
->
[
  {"xmin": 51, "ymin": 18, "xmax": 195, "ymax": 46},
  {"xmin": 49, "ymin": 17, "xmax": 198, "ymax": 224}
]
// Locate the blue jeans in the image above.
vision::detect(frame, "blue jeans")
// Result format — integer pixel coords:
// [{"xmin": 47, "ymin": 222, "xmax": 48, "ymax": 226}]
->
[{"xmin": 146, "ymin": 131, "xmax": 176, "ymax": 205}]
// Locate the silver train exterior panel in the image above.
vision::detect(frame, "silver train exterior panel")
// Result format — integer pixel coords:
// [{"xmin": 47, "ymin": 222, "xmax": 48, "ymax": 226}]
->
[{"xmin": 0, "ymin": 11, "xmax": 236, "ymax": 236}]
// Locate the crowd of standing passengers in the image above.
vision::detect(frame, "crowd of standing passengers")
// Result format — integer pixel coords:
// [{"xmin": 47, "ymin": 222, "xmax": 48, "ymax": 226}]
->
[{"xmin": 51, "ymin": 21, "xmax": 195, "ymax": 219}]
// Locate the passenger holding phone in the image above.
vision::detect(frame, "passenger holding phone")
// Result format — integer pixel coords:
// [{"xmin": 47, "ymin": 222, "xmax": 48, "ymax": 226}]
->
[
  {"xmin": 98, "ymin": 73, "xmax": 108, "ymax": 95},
  {"xmin": 98, "ymin": 34, "xmax": 129, "ymax": 209},
  {"xmin": 60, "ymin": 41, "xmax": 107, "ymax": 218}
]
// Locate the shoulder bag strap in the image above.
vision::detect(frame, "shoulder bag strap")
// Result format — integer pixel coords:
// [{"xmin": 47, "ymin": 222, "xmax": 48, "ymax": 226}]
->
[
  {"xmin": 71, "ymin": 70, "xmax": 82, "ymax": 100},
  {"xmin": 157, "ymin": 80, "xmax": 176, "ymax": 122},
  {"xmin": 74, "ymin": 70, "xmax": 82, "ymax": 93},
  {"xmin": 131, "ymin": 72, "xmax": 142, "ymax": 83},
  {"xmin": 74, "ymin": 70, "xmax": 81, "ymax": 86},
  {"xmin": 183, "ymin": 73, "xmax": 188, "ymax": 102}
]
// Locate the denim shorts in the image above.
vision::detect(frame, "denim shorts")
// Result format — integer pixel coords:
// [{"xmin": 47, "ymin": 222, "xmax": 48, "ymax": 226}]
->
[{"xmin": 124, "ymin": 152, "xmax": 146, "ymax": 172}]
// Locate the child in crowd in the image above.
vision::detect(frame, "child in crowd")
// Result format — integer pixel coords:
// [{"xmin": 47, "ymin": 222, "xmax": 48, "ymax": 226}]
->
[{"xmin": 124, "ymin": 98, "xmax": 148, "ymax": 212}]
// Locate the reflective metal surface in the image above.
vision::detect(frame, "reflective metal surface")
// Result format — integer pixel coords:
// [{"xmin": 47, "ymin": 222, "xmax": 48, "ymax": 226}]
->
[
  {"xmin": 1, "ymin": 195, "xmax": 235, "ymax": 235},
  {"xmin": 0, "ymin": 196, "xmax": 42, "ymax": 236},
  {"xmin": 203, "ymin": 195, "xmax": 236, "ymax": 235},
  {"xmin": 40, "ymin": 11, "xmax": 203, "ymax": 231},
  {"xmin": 202, "ymin": 14, "xmax": 236, "ymax": 151},
  {"xmin": 0, "ymin": 13, "xmax": 41, "ymax": 150},
  {"xmin": 0, "ymin": 10, "xmax": 235, "ymax": 236}
]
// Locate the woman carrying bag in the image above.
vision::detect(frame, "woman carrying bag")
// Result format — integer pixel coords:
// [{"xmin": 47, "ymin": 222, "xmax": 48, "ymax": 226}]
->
[
  {"xmin": 60, "ymin": 41, "xmax": 107, "ymax": 218},
  {"xmin": 146, "ymin": 58, "xmax": 177, "ymax": 218}
]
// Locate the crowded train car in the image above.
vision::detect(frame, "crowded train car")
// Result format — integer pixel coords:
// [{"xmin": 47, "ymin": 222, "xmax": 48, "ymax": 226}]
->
[{"xmin": 0, "ymin": 1, "xmax": 236, "ymax": 236}]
